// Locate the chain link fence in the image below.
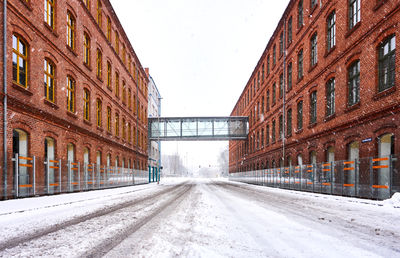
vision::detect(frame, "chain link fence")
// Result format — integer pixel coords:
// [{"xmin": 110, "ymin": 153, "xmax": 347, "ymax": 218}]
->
[{"xmin": 230, "ymin": 154, "xmax": 400, "ymax": 200}]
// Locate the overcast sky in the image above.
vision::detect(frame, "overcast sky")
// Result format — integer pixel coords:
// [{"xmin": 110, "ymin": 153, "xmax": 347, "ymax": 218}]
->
[{"xmin": 110, "ymin": 0, "xmax": 290, "ymax": 171}]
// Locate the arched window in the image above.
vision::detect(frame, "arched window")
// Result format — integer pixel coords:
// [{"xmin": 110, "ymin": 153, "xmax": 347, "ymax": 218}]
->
[
  {"xmin": 115, "ymin": 72, "xmax": 119, "ymax": 97},
  {"xmin": 326, "ymin": 146, "xmax": 335, "ymax": 163},
  {"xmin": 97, "ymin": 0, "xmax": 102, "ymax": 27},
  {"xmin": 122, "ymin": 80, "xmax": 126, "ymax": 104},
  {"xmin": 378, "ymin": 133, "xmax": 394, "ymax": 190},
  {"xmin": 96, "ymin": 99, "xmax": 102, "ymax": 127},
  {"xmin": 67, "ymin": 76, "xmax": 75, "ymax": 112},
  {"xmin": 107, "ymin": 16, "xmax": 111, "ymax": 41},
  {"xmin": 84, "ymin": 0, "xmax": 90, "ymax": 10},
  {"xmin": 115, "ymin": 156, "xmax": 119, "ymax": 167},
  {"xmin": 115, "ymin": 113, "xmax": 119, "ymax": 136},
  {"xmin": 128, "ymin": 122, "xmax": 131, "ymax": 143},
  {"xmin": 67, "ymin": 143, "xmax": 75, "ymax": 162},
  {"xmin": 122, "ymin": 157, "xmax": 125, "ymax": 168},
  {"xmin": 122, "ymin": 118, "xmax": 126, "ymax": 140},
  {"xmin": 83, "ymin": 147, "xmax": 90, "ymax": 164},
  {"xmin": 13, "ymin": 129, "xmax": 29, "ymax": 194},
  {"xmin": 106, "ymin": 153, "xmax": 111, "ymax": 167},
  {"xmin": 67, "ymin": 12, "xmax": 75, "ymax": 50},
  {"xmin": 96, "ymin": 49, "xmax": 102, "ymax": 78},
  {"xmin": 83, "ymin": 33, "xmax": 91, "ymax": 65},
  {"xmin": 107, "ymin": 61, "xmax": 112, "ymax": 88},
  {"xmin": 297, "ymin": 154, "xmax": 303, "ymax": 166},
  {"xmin": 348, "ymin": 141, "xmax": 359, "ymax": 161},
  {"xmin": 83, "ymin": 89, "xmax": 90, "ymax": 121},
  {"xmin": 96, "ymin": 151, "xmax": 102, "ymax": 166},
  {"xmin": 44, "ymin": 0, "xmax": 55, "ymax": 29},
  {"xmin": 44, "ymin": 59, "xmax": 55, "ymax": 102},
  {"xmin": 128, "ymin": 88, "xmax": 132, "ymax": 109},
  {"xmin": 12, "ymin": 34, "xmax": 28, "ymax": 87},
  {"xmin": 45, "ymin": 137, "xmax": 56, "ymax": 187},
  {"xmin": 107, "ymin": 106, "xmax": 112, "ymax": 132},
  {"xmin": 310, "ymin": 150, "xmax": 317, "ymax": 164}
]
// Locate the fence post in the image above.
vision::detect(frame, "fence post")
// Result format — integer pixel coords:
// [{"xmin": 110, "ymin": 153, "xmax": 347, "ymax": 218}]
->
[
  {"xmin": 33, "ymin": 156, "xmax": 36, "ymax": 196},
  {"xmin": 389, "ymin": 155, "xmax": 393, "ymax": 198},
  {"xmin": 356, "ymin": 158, "xmax": 361, "ymax": 198},
  {"xmin": 58, "ymin": 159, "xmax": 61, "ymax": 193},
  {"xmin": 330, "ymin": 162, "xmax": 334, "ymax": 195},
  {"xmin": 14, "ymin": 153, "xmax": 19, "ymax": 198},
  {"xmin": 46, "ymin": 156, "xmax": 50, "ymax": 194},
  {"xmin": 312, "ymin": 164, "xmax": 315, "ymax": 193},
  {"xmin": 67, "ymin": 160, "xmax": 71, "ymax": 192},
  {"xmin": 78, "ymin": 162, "xmax": 81, "ymax": 191}
]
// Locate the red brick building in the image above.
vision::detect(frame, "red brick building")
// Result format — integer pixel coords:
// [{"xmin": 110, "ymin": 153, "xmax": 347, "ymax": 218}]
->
[
  {"xmin": 229, "ymin": 0, "xmax": 400, "ymax": 172},
  {"xmin": 0, "ymin": 0, "xmax": 149, "ymax": 198}
]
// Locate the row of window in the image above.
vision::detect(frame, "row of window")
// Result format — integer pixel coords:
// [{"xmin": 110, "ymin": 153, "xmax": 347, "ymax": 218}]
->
[
  {"xmin": 234, "ymin": 133, "xmax": 394, "ymax": 172},
  {"xmin": 238, "ymin": 0, "xmax": 363, "ymax": 115},
  {"xmin": 13, "ymin": 128, "xmax": 148, "ymax": 170},
  {"xmin": 20, "ymin": 1, "xmax": 147, "ymax": 110},
  {"xmin": 246, "ymin": 33, "xmax": 396, "ymax": 129}
]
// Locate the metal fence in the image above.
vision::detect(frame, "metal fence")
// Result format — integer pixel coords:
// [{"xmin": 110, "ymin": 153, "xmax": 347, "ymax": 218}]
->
[
  {"xmin": 3, "ymin": 154, "xmax": 150, "ymax": 199},
  {"xmin": 229, "ymin": 154, "xmax": 400, "ymax": 200}
]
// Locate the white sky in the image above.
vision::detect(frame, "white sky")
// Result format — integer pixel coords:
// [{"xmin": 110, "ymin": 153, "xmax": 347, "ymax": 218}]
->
[{"xmin": 110, "ymin": 0, "xmax": 290, "ymax": 171}]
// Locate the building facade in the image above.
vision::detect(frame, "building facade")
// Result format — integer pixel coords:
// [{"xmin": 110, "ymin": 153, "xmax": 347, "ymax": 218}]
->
[
  {"xmin": 145, "ymin": 68, "xmax": 161, "ymax": 180},
  {"xmin": 229, "ymin": 0, "xmax": 400, "ymax": 172},
  {"xmin": 1, "ymin": 0, "xmax": 149, "ymax": 198}
]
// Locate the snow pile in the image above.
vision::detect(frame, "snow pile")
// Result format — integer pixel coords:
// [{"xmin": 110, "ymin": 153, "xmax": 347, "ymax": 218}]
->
[{"xmin": 384, "ymin": 192, "xmax": 400, "ymax": 208}]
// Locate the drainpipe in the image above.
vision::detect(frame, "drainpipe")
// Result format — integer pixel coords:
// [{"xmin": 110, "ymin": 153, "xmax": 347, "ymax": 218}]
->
[
  {"xmin": 157, "ymin": 94, "xmax": 161, "ymax": 184},
  {"xmin": 3, "ymin": 0, "xmax": 8, "ymax": 199},
  {"xmin": 282, "ymin": 16, "xmax": 287, "ymax": 169}
]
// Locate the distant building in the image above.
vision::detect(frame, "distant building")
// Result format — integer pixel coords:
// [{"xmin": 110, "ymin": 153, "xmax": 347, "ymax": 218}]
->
[
  {"xmin": 1, "ymin": 0, "xmax": 149, "ymax": 198},
  {"xmin": 229, "ymin": 0, "xmax": 399, "ymax": 172},
  {"xmin": 145, "ymin": 68, "xmax": 162, "ymax": 179}
]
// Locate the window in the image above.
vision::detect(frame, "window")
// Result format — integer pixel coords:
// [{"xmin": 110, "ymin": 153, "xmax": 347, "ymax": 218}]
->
[
  {"xmin": 262, "ymin": 64, "xmax": 265, "ymax": 82},
  {"xmin": 272, "ymin": 120, "xmax": 276, "ymax": 143},
  {"xmin": 288, "ymin": 17, "xmax": 292, "ymax": 44},
  {"xmin": 378, "ymin": 35, "xmax": 396, "ymax": 92},
  {"xmin": 310, "ymin": 33, "xmax": 318, "ymax": 67},
  {"xmin": 107, "ymin": 16, "xmax": 111, "ymax": 41},
  {"xmin": 107, "ymin": 107, "xmax": 111, "ymax": 132},
  {"xmin": 115, "ymin": 32, "xmax": 119, "ymax": 55},
  {"xmin": 298, "ymin": 0, "xmax": 303, "ymax": 28},
  {"xmin": 310, "ymin": 91, "xmax": 317, "ymax": 124},
  {"xmin": 279, "ymin": 32, "xmax": 284, "ymax": 56},
  {"xmin": 44, "ymin": 0, "xmax": 55, "ymax": 29},
  {"xmin": 122, "ymin": 81, "xmax": 126, "ymax": 104},
  {"xmin": 96, "ymin": 151, "xmax": 102, "ymax": 165},
  {"xmin": 96, "ymin": 99, "xmax": 102, "ymax": 127},
  {"xmin": 310, "ymin": 150, "xmax": 317, "ymax": 164},
  {"xmin": 261, "ymin": 96, "xmax": 264, "ymax": 114},
  {"xmin": 266, "ymin": 124, "xmax": 270, "ymax": 145},
  {"xmin": 67, "ymin": 12, "xmax": 75, "ymax": 50},
  {"xmin": 115, "ymin": 113, "xmax": 119, "ymax": 136},
  {"xmin": 287, "ymin": 108, "xmax": 292, "ymax": 136},
  {"xmin": 128, "ymin": 88, "xmax": 132, "ymax": 109},
  {"xmin": 267, "ymin": 55, "xmax": 270, "ymax": 74},
  {"xmin": 266, "ymin": 90, "xmax": 270, "ymax": 111},
  {"xmin": 84, "ymin": 0, "xmax": 90, "ymax": 10},
  {"xmin": 44, "ymin": 59, "xmax": 55, "ymax": 102},
  {"xmin": 261, "ymin": 129, "xmax": 264, "ymax": 148},
  {"xmin": 115, "ymin": 72, "xmax": 119, "ymax": 97},
  {"xmin": 298, "ymin": 49, "xmax": 303, "ymax": 79},
  {"xmin": 287, "ymin": 62, "xmax": 292, "ymax": 90},
  {"xmin": 67, "ymin": 143, "xmax": 75, "ymax": 162},
  {"xmin": 67, "ymin": 76, "xmax": 75, "ymax": 112},
  {"xmin": 84, "ymin": 33, "xmax": 90, "ymax": 66},
  {"xmin": 311, "ymin": 0, "xmax": 317, "ymax": 9},
  {"xmin": 133, "ymin": 126, "xmax": 136, "ymax": 145},
  {"xmin": 326, "ymin": 78, "xmax": 335, "ymax": 117},
  {"xmin": 279, "ymin": 115, "xmax": 283, "ymax": 140},
  {"xmin": 349, "ymin": 0, "xmax": 360, "ymax": 30},
  {"xmin": 273, "ymin": 45, "xmax": 276, "ymax": 66},
  {"xmin": 327, "ymin": 11, "xmax": 336, "ymax": 52},
  {"xmin": 83, "ymin": 89, "xmax": 90, "ymax": 121},
  {"xmin": 348, "ymin": 60, "xmax": 360, "ymax": 106},
  {"xmin": 122, "ymin": 118, "xmax": 126, "ymax": 140},
  {"xmin": 96, "ymin": 49, "xmax": 102, "ymax": 78},
  {"xmin": 97, "ymin": 0, "xmax": 102, "ymax": 28},
  {"xmin": 122, "ymin": 45, "xmax": 126, "ymax": 64},
  {"xmin": 128, "ymin": 56, "xmax": 132, "ymax": 74},
  {"xmin": 107, "ymin": 61, "xmax": 111, "ymax": 88},
  {"xmin": 279, "ymin": 73, "xmax": 283, "ymax": 98},
  {"xmin": 272, "ymin": 83, "xmax": 276, "ymax": 104},
  {"xmin": 12, "ymin": 34, "xmax": 28, "ymax": 87},
  {"xmin": 257, "ymin": 72, "xmax": 260, "ymax": 89},
  {"xmin": 128, "ymin": 123, "xmax": 132, "ymax": 143},
  {"xmin": 327, "ymin": 146, "xmax": 335, "ymax": 163}
]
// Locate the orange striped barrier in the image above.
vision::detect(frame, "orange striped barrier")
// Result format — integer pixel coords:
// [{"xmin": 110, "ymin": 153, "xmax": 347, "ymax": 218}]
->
[
  {"xmin": 323, "ymin": 163, "xmax": 330, "ymax": 167},
  {"xmin": 307, "ymin": 182, "xmax": 313, "ymax": 185},
  {"xmin": 294, "ymin": 170, "xmax": 300, "ymax": 173},
  {"xmin": 50, "ymin": 160, "xmax": 59, "ymax": 163},
  {"xmin": 71, "ymin": 162, "xmax": 78, "ymax": 165},
  {"xmin": 372, "ymin": 157, "xmax": 389, "ymax": 162},
  {"xmin": 50, "ymin": 166, "xmax": 59, "ymax": 169},
  {"xmin": 322, "ymin": 169, "xmax": 330, "ymax": 171},
  {"xmin": 50, "ymin": 183, "xmax": 59, "ymax": 186},
  {"xmin": 322, "ymin": 183, "xmax": 331, "ymax": 186},
  {"xmin": 343, "ymin": 184, "xmax": 355, "ymax": 187},
  {"xmin": 88, "ymin": 164, "xmax": 93, "ymax": 167},
  {"xmin": 344, "ymin": 161, "xmax": 354, "ymax": 165},
  {"xmin": 372, "ymin": 185, "xmax": 388, "ymax": 189},
  {"xmin": 88, "ymin": 169, "xmax": 93, "ymax": 172},
  {"xmin": 295, "ymin": 181, "xmax": 300, "ymax": 184},
  {"xmin": 284, "ymin": 181, "xmax": 289, "ymax": 183},
  {"xmin": 87, "ymin": 182, "xmax": 94, "ymax": 185},
  {"xmin": 344, "ymin": 167, "xmax": 354, "ymax": 171},
  {"xmin": 19, "ymin": 164, "xmax": 32, "ymax": 168},
  {"xmin": 373, "ymin": 165, "xmax": 389, "ymax": 169},
  {"xmin": 307, "ymin": 169, "xmax": 313, "ymax": 172},
  {"xmin": 307, "ymin": 165, "xmax": 313, "ymax": 168},
  {"xmin": 19, "ymin": 156, "xmax": 33, "ymax": 161},
  {"xmin": 19, "ymin": 184, "xmax": 32, "ymax": 188},
  {"xmin": 295, "ymin": 166, "xmax": 300, "ymax": 169},
  {"xmin": 71, "ymin": 167, "xmax": 78, "ymax": 170},
  {"xmin": 71, "ymin": 182, "xmax": 78, "ymax": 185},
  {"xmin": 100, "ymin": 182, "xmax": 105, "ymax": 184}
]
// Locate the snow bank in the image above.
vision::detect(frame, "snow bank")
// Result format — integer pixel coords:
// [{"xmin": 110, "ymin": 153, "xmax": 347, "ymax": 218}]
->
[{"xmin": 383, "ymin": 192, "xmax": 400, "ymax": 208}]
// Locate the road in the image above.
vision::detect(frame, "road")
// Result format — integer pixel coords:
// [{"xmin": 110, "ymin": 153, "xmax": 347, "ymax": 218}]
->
[{"xmin": 0, "ymin": 179, "xmax": 399, "ymax": 257}]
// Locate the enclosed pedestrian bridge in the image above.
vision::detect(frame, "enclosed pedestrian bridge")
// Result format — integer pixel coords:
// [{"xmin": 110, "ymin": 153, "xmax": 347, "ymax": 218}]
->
[{"xmin": 148, "ymin": 117, "xmax": 248, "ymax": 141}]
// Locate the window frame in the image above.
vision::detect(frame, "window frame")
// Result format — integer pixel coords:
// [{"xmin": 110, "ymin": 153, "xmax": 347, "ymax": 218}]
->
[
  {"xmin": 326, "ymin": 78, "xmax": 335, "ymax": 117},
  {"xmin": 67, "ymin": 76, "xmax": 75, "ymax": 112},
  {"xmin": 348, "ymin": 60, "xmax": 360, "ymax": 106},
  {"xmin": 83, "ymin": 88, "xmax": 90, "ymax": 121},
  {"xmin": 327, "ymin": 11, "xmax": 336, "ymax": 52},
  {"xmin": 67, "ymin": 12, "xmax": 75, "ymax": 50},
  {"xmin": 44, "ymin": 58, "xmax": 55, "ymax": 103},
  {"xmin": 310, "ymin": 91, "xmax": 317, "ymax": 124},
  {"xmin": 12, "ymin": 34, "xmax": 28, "ymax": 88},
  {"xmin": 378, "ymin": 34, "xmax": 396, "ymax": 92}
]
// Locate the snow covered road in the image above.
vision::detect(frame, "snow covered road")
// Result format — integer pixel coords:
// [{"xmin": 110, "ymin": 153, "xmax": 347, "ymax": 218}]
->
[{"xmin": 0, "ymin": 178, "xmax": 399, "ymax": 257}]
